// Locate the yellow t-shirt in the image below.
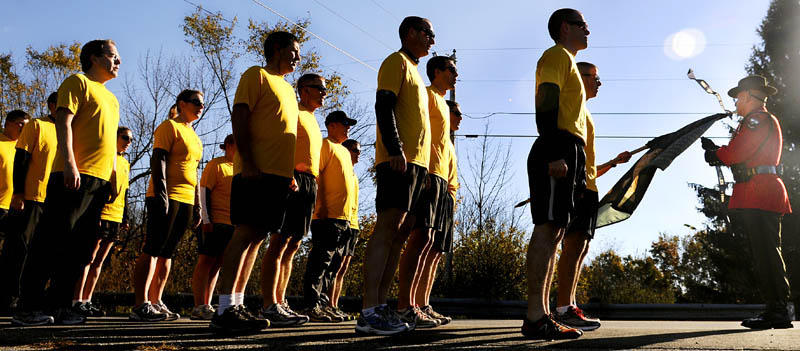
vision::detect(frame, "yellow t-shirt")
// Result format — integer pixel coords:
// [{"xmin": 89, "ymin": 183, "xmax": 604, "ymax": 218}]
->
[
  {"xmin": 375, "ymin": 51, "xmax": 431, "ymax": 168},
  {"xmin": 446, "ymin": 141, "xmax": 459, "ymax": 199},
  {"xmin": 295, "ymin": 109, "xmax": 323, "ymax": 177},
  {"xmin": 15, "ymin": 117, "xmax": 57, "ymax": 202},
  {"xmin": 349, "ymin": 175, "xmax": 360, "ymax": 230},
  {"xmin": 54, "ymin": 73, "xmax": 120, "ymax": 181},
  {"xmin": 100, "ymin": 155, "xmax": 130, "ymax": 223},
  {"xmin": 535, "ymin": 44, "xmax": 587, "ymax": 143},
  {"xmin": 146, "ymin": 119, "xmax": 203, "ymax": 205},
  {"xmin": 0, "ymin": 134, "xmax": 16, "ymax": 209},
  {"xmin": 200, "ymin": 156, "xmax": 233, "ymax": 225},
  {"xmin": 426, "ymin": 86, "xmax": 451, "ymax": 179},
  {"xmin": 232, "ymin": 66, "xmax": 298, "ymax": 179},
  {"xmin": 313, "ymin": 138, "xmax": 355, "ymax": 221},
  {"xmin": 584, "ymin": 110, "xmax": 597, "ymax": 192}
]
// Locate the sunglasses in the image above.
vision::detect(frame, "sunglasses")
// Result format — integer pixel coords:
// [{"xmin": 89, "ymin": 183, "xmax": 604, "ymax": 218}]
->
[
  {"xmin": 120, "ymin": 135, "xmax": 134, "ymax": 142},
  {"xmin": 349, "ymin": 148, "xmax": 361, "ymax": 155},
  {"xmin": 184, "ymin": 99, "xmax": 205, "ymax": 107},
  {"xmin": 566, "ymin": 20, "xmax": 589, "ymax": 31},
  {"xmin": 445, "ymin": 66, "xmax": 457, "ymax": 74},
  {"xmin": 581, "ymin": 73, "xmax": 601, "ymax": 83},
  {"xmin": 415, "ymin": 26, "xmax": 435, "ymax": 40},
  {"xmin": 451, "ymin": 111, "xmax": 462, "ymax": 118},
  {"xmin": 302, "ymin": 85, "xmax": 328, "ymax": 93}
]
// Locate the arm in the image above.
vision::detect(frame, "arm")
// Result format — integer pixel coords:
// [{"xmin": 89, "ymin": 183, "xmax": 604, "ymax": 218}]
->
[
  {"xmin": 199, "ymin": 186, "xmax": 213, "ymax": 232},
  {"xmin": 150, "ymin": 148, "xmax": 168, "ymax": 211},
  {"xmin": 375, "ymin": 90, "xmax": 406, "ymax": 172},
  {"xmin": 231, "ymin": 103, "xmax": 259, "ymax": 178},
  {"xmin": 121, "ymin": 189, "xmax": 130, "ymax": 230},
  {"xmin": 715, "ymin": 114, "xmax": 771, "ymax": 166},
  {"xmin": 596, "ymin": 151, "xmax": 632, "ymax": 177},
  {"xmin": 55, "ymin": 107, "xmax": 80, "ymax": 189},
  {"xmin": 11, "ymin": 149, "xmax": 31, "ymax": 211},
  {"xmin": 192, "ymin": 185, "xmax": 201, "ymax": 229},
  {"xmin": 534, "ymin": 83, "xmax": 567, "ymax": 178}
]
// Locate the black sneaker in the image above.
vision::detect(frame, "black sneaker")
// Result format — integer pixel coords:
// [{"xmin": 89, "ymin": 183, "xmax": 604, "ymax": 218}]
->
[
  {"xmin": 129, "ymin": 302, "xmax": 167, "ymax": 322},
  {"xmin": 153, "ymin": 302, "xmax": 180, "ymax": 321},
  {"xmin": 54, "ymin": 307, "xmax": 86, "ymax": 325},
  {"xmin": 323, "ymin": 305, "xmax": 345, "ymax": 323},
  {"xmin": 281, "ymin": 302, "xmax": 309, "ymax": 325},
  {"xmin": 555, "ymin": 306, "xmax": 601, "ymax": 331},
  {"xmin": 73, "ymin": 302, "xmax": 92, "ymax": 317},
  {"xmin": 741, "ymin": 311, "xmax": 794, "ymax": 329},
  {"xmin": 307, "ymin": 305, "xmax": 333, "ymax": 322},
  {"xmin": 11, "ymin": 311, "xmax": 54, "ymax": 326},
  {"xmin": 85, "ymin": 302, "xmax": 106, "ymax": 317},
  {"xmin": 259, "ymin": 303, "xmax": 305, "ymax": 327},
  {"xmin": 521, "ymin": 314, "xmax": 583, "ymax": 340},
  {"xmin": 210, "ymin": 305, "xmax": 268, "ymax": 334}
]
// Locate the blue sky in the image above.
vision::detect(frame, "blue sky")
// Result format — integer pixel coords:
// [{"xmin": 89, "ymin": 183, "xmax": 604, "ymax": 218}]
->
[{"xmin": 1, "ymin": 0, "xmax": 773, "ymax": 257}]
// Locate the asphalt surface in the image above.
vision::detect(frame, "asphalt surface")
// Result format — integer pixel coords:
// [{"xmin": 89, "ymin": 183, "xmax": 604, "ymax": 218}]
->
[{"xmin": 0, "ymin": 317, "xmax": 798, "ymax": 350}]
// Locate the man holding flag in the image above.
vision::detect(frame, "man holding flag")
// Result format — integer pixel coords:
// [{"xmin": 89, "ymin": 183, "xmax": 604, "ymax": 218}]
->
[{"xmin": 703, "ymin": 75, "xmax": 793, "ymax": 329}]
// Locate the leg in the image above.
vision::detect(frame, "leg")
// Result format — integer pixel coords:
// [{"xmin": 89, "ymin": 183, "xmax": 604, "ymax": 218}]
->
[
  {"xmin": 148, "ymin": 257, "xmax": 172, "ymax": 304},
  {"xmin": 218, "ymin": 224, "xmax": 262, "ymax": 296},
  {"xmin": 331, "ymin": 256, "xmax": 352, "ymax": 308},
  {"xmin": 397, "ymin": 227, "xmax": 432, "ymax": 310},
  {"xmin": 572, "ymin": 240, "xmax": 591, "ymax": 306},
  {"xmin": 82, "ymin": 239, "xmax": 114, "ymax": 302},
  {"xmin": 192, "ymin": 254, "xmax": 217, "ymax": 306},
  {"xmin": 133, "ymin": 253, "xmax": 157, "ymax": 306},
  {"xmin": 74, "ymin": 238, "xmax": 102, "ymax": 303},
  {"xmin": 377, "ymin": 211, "xmax": 415, "ymax": 305},
  {"xmin": 235, "ymin": 240, "xmax": 262, "ymax": 295},
  {"xmin": 409, "ymin": 230, "xmax": 434, "ymax": 307},
  {"xmin": 260, "ymin": 233, "xmax": 291, "ymax": 307},
  {"xmin": 526, "ymin": 222, "xmax": 564, "ymax": 321},
  {"xmin": 556, "ymin": 232, "xmax": 589, "ymax": 308},
  {"xmin": 277, "ymin": 238, "xmax": 302, "ymax": 303},
  {"xmin": 303, "ymin": 220, "xmax": 340, "ymax": 308},
  {"xmin": 416, "ymin": 251, "xmax": 442, "ymax": 307}
]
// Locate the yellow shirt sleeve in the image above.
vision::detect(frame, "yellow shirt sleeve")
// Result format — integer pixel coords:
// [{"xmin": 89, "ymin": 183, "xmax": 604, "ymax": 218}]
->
[
  {"xmin": 200, "ymin": 158, "xmax": 219, "ymax": 190},
  {"xmin": 426, "ymin": 86, "xmax": 451, "ymax": 179},
  {"xmin": 313, "ymin": 139, "xmax": 355, "ymax": 221},
  {"xmin": 295, "ymin": 110, "xmax": 323, "ymax": 177},
  {"xmin": 0, "ymin": 135, "xmax": 15, "ymax": 209},
  {"xmin": 447, "ymin": 141, "xmax": 459, "ymax": 199},
  {"xmin": 200, "ymin": 157, "xmax": 233, "ymax": 225},
  {"xmin": 15, "ymin": 118, "xmax": 57, "ymax": 202},
  {"xmin": 584, "ymin": 110, "xmax": 597, "ymax": 192},
  {"xmin": 535, "ymin": 45, "xmax": 587, "ymax": 143},
  {"xmin": 100, "ymin": 156, "xmax": 130, "ymax": 222}
]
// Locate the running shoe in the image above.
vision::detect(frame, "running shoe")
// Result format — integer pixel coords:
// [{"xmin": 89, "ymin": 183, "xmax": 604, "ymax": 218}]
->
[
  {"xmin": 741, "ymin": 311, "xmax": 794, "ymax": 329},
  {"xmin": 84, "ymin": 301, "xmax": 105, "ymax": 317},
  {"xmin": 153, "ymin": 301, "xmax": 180, "ymax": 321},
  {"xmin": 323, "ymin": 305, "xmax": 345, "ymax": 323},
  {"xmin": 399, "ymin": 305, "xmax": 439, "ymax": 329},
  {"xmin": 555, "ymin": 306, "xmax": 601, "ymax": 331},
  {"xmin": 421, "ymin": 305, "xmax": 451, "ymax": 325},
  {"xmin": 280, "ymin": 301, "xmax": 310, "ymax": 325},
  {"xmin": 73, "ymin": 301, "xmax": 92, "ymax": 317},
  {"xmin": 11, "ymin": 311, "xmax": 54, "ymax": 326},
  {"xmin": 54, "ymin": 307, "xmax": 86, "ymax": 325},
  {"xmin": 190, "ymin": 304, "xmax": 216, "ymax": 320},
  {"xmin": 355, "ymin": 305, "xmax": 410, "ymax": 336},
  {"xmin": 307, "ymin": 305, "xmax": 333, "ymax": 322},
  {"xmin": 210, "ymin": 305, "xmax": 268, "ymax": 334},
  {"xmin": 521, "ymin": 314, "xmax": 583, "ymax": 340},
  {"xmin": 129, "ymin": 302, "xmax": 167, "ymax": 322},
  {"xmin": 259, "ymin": 303, "xmax": 308, "ymax": 327}
]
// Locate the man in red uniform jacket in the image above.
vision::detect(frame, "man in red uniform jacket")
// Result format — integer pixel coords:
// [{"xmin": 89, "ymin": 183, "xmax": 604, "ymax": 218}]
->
[{"xmin": 704, "ymin": 75, "xmax": 793, "ymax": 329}]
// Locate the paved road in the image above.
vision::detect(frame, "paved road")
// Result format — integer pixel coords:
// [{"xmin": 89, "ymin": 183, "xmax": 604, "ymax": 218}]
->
[{"xmin": 0, "ymin": 317, "xmax": 798, "ymax": 350}]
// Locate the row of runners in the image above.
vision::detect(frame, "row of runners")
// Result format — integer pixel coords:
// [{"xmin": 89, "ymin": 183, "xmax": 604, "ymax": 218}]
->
[{"xmin": 0, "ymin": 8, "xmax": 625, "ymax": 340}]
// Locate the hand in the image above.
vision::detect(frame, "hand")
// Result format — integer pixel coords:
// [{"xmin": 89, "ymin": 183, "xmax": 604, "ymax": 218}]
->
[
  {"xmin": 700, "ymin": 137, "xmax": 718, "ymax": 151},
  {"xmin": 202, "ymin": 223, "xmax": 214, "ymax": 233},
  {"xmin": 548, "ymin": 159, "xmax": 568, "ymax": 178},
  {"xmin": 704, "ymin": 149, "xmax": 722, "ymax": 166},
  {"xmin": 192, "ymin": 205, "xmax": 202, "ymax": 229},
  {"xmin": 389, "ymin": 154, "xmax": 407, "ymax": 173},
  {"xmin": 10, "ymin": 194, "xmax": 24, "ymax": 211},
  {"xmin": 290, "ymin": 177, "xmax": 298, "ymax": 192},
  {"xmin": 64, "ymin": 163, "xmax": 81, "ymax": 190},
  {"xmin": 615, "ymin": 151, "xmax": 632, "ymax": 165},
  {"xmin": 241, "ymin": 162, "xmax": 260, "ymax": 180}
]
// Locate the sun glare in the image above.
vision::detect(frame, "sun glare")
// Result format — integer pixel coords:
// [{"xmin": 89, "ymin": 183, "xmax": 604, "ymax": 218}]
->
[{"xmin": 664, "ymin": 29, "xmax": 706, "ymax": 60}]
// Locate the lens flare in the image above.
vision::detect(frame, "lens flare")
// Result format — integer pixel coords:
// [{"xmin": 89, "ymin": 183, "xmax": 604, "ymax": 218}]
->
[{"xmin": 664, "ymin": 29, "xmax": 707, "ymax": 60}]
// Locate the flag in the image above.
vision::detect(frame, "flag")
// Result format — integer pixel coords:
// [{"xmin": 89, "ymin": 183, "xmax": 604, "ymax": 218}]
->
[{"xmin": 595, "ymin": 113, "xmax": 730, "ymax": 228}]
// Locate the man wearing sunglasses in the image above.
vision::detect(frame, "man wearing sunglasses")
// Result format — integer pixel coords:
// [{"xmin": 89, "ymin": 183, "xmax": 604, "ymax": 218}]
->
[
  {"xmin": 360, "ymin": 15, "xmax": 435, "ymax": 336},
  {"xmin": 396, "ymin": 55, "xmax": 457, "ymax": 329},
  {"xmin": 14, "ymin": 40, "xmax": 121, "ymax": 327},
  {"xmin": 524, "ymin": 8, "xmax": 590, "ymax": 340}
]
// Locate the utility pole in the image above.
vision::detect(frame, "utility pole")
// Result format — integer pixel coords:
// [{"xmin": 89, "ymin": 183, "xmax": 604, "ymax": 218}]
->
[{"xmin": 448, "ymin": 49, "xmax": 456, "ymax": 102}]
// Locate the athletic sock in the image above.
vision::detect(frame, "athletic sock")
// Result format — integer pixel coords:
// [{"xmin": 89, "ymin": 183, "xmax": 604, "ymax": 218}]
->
[
  {"xmin": 218, "ymin": 294, "xmax": 233, "ymax": 315},
  {"xmin": 235, "ymin": 292, "xmax": 244, "ymax": 306},
  {"xmin": 555, "ymin": 305, "xmax": 572, "ymax": 314}
]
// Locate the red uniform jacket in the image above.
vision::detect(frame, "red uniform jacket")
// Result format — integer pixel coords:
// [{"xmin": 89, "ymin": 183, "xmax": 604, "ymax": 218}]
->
[{"xmin": 715, "ymin": 110, "xmax": 791, "ymax": 214}]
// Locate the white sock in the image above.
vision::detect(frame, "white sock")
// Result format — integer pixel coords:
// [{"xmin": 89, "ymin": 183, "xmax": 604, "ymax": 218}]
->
[
  {"xmin": 218, "ymin": 294, "xmax": 233, "ymax": 315},
  {"xmin": 235, "ymin": 292, "xmax": 244, "ymax": 306},
  {"xmin": 555, "ymin": 305, "xmax": 572, "ymax": 314}
]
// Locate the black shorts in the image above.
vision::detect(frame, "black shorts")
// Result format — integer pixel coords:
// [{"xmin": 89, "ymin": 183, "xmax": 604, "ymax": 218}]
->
[
  {"xmin": 413, "ymin": 174, "xmax": 448, "ymax": 230},
  {"xmin": 432, "ymin": 194, "xmax": 455, "ymax": 253},
  {"xmin": 343, "ymin": 228, "xmax": 359, "ymax": 256},
  {"xmin": 280, "ymin": 171, "xmax": 317, "ymax": 240},
  {"xmin": 566, "ymin": 190, "xmax": 599, "ymax": 239},
  {"xmin": 143, "ymin": 198, "xmax": 193, "ymax": 259},
  {"xmin": 96, "ymin": 220, "xmax": 121, "ymax": 241},
  {"xmin": 230, "ymin": 173, "xmax": 292, "ymax": 236},
  {"xmin": 6, "ymin": 200, "xmax": 45, "ymax": 247},
  {"xmin": 196, "ymin": 223, "xmax": 234, "ymax": 257},
  {"xmin": 375, "ymin": 162, "xmax": 428, "ymax": 212},
  {"xmin": 527, "ymin": 134, "xmax": 586, "ymax": 228}
]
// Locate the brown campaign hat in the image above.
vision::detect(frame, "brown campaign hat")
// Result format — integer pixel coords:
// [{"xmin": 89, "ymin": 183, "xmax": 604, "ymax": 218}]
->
[{"xmin": 727, "ymin": 75, "xmax": 778, "ymax": 98}]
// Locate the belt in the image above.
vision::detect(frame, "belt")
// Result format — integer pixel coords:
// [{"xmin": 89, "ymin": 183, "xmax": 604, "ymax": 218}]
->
[{"xmin": 732, "ymin": 165, "xmax": 778, "ymax": 182}]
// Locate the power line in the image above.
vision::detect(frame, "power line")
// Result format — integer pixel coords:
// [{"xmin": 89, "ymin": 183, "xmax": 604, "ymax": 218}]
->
[
  {"xmin": 311, "ymin": 0, "xmax": 394, "ymax": 50},
  {"xmin": 458, "ymin": 78, "xmax": 739, "ymax": 83},
  {"xmin": 369, "ymin": 0, "xmax": 401, "ymax": 21},
  {"xmin": 455, "ymin": 133, "xmax": 730, "ymax": 140},
  {"xmin": 249, "ymin": 0, "xmax": 378, "ymax": 72},
  {"xmin": 463, "ymin": 112, "xmax": 721, "ymax": 119},
  {"xmin": 456, "ymin": 44, "xmax": 751, "ymax": 51}
]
